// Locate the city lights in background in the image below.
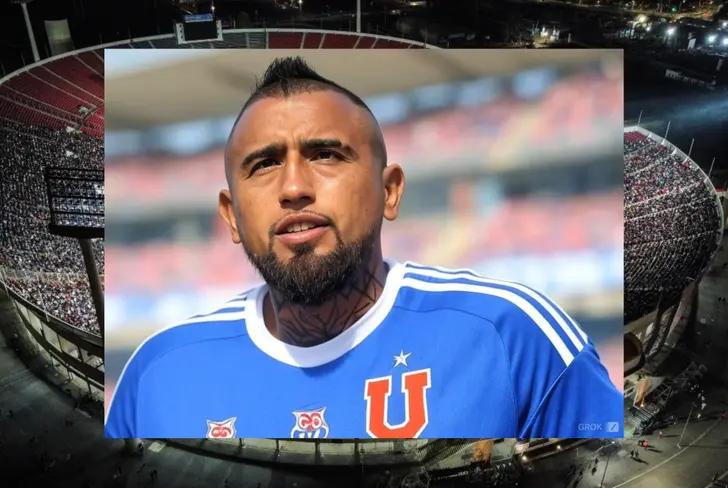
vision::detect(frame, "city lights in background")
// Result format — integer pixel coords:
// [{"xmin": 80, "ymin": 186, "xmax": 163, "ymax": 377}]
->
[
  {"xmin": 666, "ymin": 26, "xmax": 677, "ymax": 36},
  {"xmin": 707, "ymin": 34, "xmax": 717, "ymax": 44},
  {"xmin": 722, "ymin": 37, "xmax": 728, "ymax": 47}
]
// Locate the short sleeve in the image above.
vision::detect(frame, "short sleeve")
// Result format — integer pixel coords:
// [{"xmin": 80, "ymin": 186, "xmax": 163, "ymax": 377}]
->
[
  {"xmin": 104, "ymin": 358, "xmax": 140, "ymax": 438},
  {"xmin": 519, "ymin": 346, "xmax": 623, "ymax": 438}
]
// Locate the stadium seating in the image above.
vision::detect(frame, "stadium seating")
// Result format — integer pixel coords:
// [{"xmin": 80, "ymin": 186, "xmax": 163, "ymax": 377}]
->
[
  {"xmin": 302, "ymin": 32, "xmax": 324, "ymax": 48},
  {"xmin": 127, "ymin": 30, "xmax": 426, "ymax": 49},
  {"xmin": 40, "ymin": 62, "xmax": 102, "ymax": 102},
  {"xmin": 104, "ymin": 71, "xmax": 621, "ymax": 208},
  {"xmin": 624, "ymin": 130, "xmax": 648, "ymax": 149},
  {"xmin": 624, "ymin": 131, "xmax": 722, "ymax": 322},
  {"xmin": 354, "ymin": 36, "xmax": 376, "ymax": 48},
  {"xmin": 0, "ymin": 51, "xmax": 103, "ymax": 137},
  {"xmin": 42, "ymin": 54, "xmax": 103, "ymax": 100},
  {"xmin": 319, "ymin": 33, "xmax": 358, "ymax": 48},
  {"xmin": 269, "ymin": 31, "xmax": 420, "ymax": 49},
  {"xmin": 268, "ymin": 32, "xmax": 304, "ymax": 48},
  {"xmin": 3, "ymin": 75, "xmax": 87, "ymax": 118},
  {"xmin": 102, "ymin": 67, "xmax": 623, "ymax": 302},
  {"xmin": 0, "ymin": 48, "xmax": 104, "ymax": 336},
  {"xmin": 0, "ymin": 97, "xmax": 70, "ymax": 130},
  {"xmin": 0, "ymin": 119, "xmax": 104, "ymax": 334},
  {"xmin": 76, "ymin": 50, "xmax": 104, "ymax": 75},
  {"xmin": 103, "ymin": 191, "xmax": 621, "ymax": 298}
]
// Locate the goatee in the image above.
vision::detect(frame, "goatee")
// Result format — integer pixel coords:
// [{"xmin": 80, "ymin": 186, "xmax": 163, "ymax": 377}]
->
[{"xmin": 243, "ymin": 227, "xmax": 377, "ymax": 306}]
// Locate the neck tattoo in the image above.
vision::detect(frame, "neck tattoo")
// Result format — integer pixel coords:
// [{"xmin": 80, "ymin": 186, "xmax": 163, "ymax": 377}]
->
[{"xmin": 265, "ymin": 259, "xmax": 389, "ymax": 347}]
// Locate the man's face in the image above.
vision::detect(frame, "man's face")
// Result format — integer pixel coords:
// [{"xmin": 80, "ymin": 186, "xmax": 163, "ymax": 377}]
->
[{"xmin": 221, "ymin": 89, "xmax": 393, "ymax": 304}]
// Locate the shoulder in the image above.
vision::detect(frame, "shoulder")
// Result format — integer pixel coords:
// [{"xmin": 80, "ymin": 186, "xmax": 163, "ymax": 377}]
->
[
  {"xmin": 398, "ymin": 261, "xmax": 589, "ymax": 368},
  {"xmin": 105, "ymin": 287, "xmax": 260, "ymax": 431},
  {"xmin": 122, "ymin": 287, "xmax": 258, "ymax": 376},
  {"xmin": 397, "ymin": 261, "xmax": 604, "ymax": 429}
]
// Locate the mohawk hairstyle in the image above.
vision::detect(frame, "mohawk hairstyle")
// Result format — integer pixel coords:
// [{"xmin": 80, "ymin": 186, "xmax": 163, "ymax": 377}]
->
[
  {"xmin": 239, "ymin": 56, "xmax": 376, "ymax": 120},
  {"xmin": 227, "ymin": 56, "xmax": 386, "ymax": 167}
]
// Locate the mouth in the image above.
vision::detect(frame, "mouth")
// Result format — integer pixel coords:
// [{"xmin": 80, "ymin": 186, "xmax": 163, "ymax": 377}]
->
[
  {"xmin": 277, "ymin": 222, "xmax": 327, "ymax": 235},
  {"xmin": 274, "ymin": 214, "xmax": 332, "ymax": 247},
  {"xmin": 275, "ymin": 224, "xmax": 329, "ymax": 247}
]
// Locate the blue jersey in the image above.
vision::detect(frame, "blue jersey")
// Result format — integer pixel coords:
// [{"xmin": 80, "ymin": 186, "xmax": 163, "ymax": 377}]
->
[{"xmin": 105, "ymin": 260, "xmax": 623, "ymax": 439}]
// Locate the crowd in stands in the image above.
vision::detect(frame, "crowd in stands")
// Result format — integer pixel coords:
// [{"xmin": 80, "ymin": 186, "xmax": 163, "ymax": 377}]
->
[
  {"xmin": 624, "ymin": 144, "xmax": 674, "ymax": 180},
  {"xmin": 626, "ymin": 199, "xmax": 720, "ymax": 244},
  {"xmin": 624, "ymin": 131, "xmax": 722, "ymax": 322},
  {"xmin": 624, "ymin": 130, "xmax": 650, "ymax": 153},
  {"xmin": 2, "ymin": 275, "xmax": 99, "ymax": 334},
  {"xmin": 0, "ymin": 120, "xmax": 103, "ymax": 335}
]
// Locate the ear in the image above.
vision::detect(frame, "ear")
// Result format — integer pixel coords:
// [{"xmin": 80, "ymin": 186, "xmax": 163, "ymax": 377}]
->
[
  {"xmin": 382, "ymin": 163, "xmax": 405, "ymax": 222},
  {"xmin": 218, "ymin": 189, "xmax": 242, "ymax": 244}
]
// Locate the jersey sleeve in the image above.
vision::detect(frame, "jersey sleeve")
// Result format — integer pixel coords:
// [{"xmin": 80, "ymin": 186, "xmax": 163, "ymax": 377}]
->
[
  {"xmin": 104, "ymin": 355, "xmax": 141, "ymax": 438},
  {"xmin": 103, "ymin": 312, "xmax": 246, "ymax": 438},
  {"xmin": 518, "ymin": 344, "xmax": 624, "ymax": 438}
]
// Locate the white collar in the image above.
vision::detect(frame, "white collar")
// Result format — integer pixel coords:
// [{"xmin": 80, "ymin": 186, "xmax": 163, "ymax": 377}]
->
[{"xmin": 244, "ymin": 258, "xmax": 405, "ymax": 367}]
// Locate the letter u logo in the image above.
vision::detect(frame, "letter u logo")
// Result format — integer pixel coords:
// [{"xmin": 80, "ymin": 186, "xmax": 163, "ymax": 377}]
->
[{"xmin": 364, "ymin": 368, "xmax": 431, "ymax": 438}]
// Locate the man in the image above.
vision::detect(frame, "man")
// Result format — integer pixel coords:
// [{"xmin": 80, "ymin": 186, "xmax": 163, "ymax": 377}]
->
[{"xmin": 105, "ymin": 56, "xmax": 622, "ymax": 439}]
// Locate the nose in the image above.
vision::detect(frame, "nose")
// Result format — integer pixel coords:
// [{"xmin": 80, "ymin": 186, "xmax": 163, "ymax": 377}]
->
[{"xmin": 277, "ymin": 154, "xmax": 315, "ymax": 209}]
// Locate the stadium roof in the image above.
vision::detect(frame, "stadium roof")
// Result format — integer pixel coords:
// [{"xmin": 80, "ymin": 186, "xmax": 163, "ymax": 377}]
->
[{"xmin": 105, "ymin": 48, "xmax": 619, "ymax": 130}]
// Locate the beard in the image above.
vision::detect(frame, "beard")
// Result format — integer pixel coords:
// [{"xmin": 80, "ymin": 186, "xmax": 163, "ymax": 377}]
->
[{"xmin": 242, "ymin": 224, "xmax": 378, "ymax": 306}]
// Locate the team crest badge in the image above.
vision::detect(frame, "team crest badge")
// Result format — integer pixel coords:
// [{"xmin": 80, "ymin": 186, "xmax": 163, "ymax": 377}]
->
[
  {"xmin": 206, "ymin": 417, "xmax": 236, "ymax": 439},
  {"xmin": 290, "ymin": 407, "xmax": 329, "ymax": 438}
]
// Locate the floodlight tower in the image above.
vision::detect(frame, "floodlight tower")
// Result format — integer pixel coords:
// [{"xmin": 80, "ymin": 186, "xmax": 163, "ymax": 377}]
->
[
  {"xmin": 11, "ymin": 0, "xmax": 40, "ymax": 63},
  {"xmin": 43, "ymin": 167, "xmax": 105, "ymax": 340}
]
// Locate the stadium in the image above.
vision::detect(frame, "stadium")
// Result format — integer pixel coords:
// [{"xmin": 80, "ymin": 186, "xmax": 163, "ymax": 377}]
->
[
  {"xmin": 0, "ymin": 7, "xmax": 728, "ymax": 488},
  {"xmin": 622, "ymin": 124, "xmax": 726, "ymax": 437},
  {"xmin": 0, "ymin": 34, "xmax": 625, "ymax": 487}
]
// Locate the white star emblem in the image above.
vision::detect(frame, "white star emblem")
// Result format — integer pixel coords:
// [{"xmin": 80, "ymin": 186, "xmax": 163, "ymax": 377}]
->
[{"xmin": 393, "ymin": 350, "xmax": 412, "ymax": 368}]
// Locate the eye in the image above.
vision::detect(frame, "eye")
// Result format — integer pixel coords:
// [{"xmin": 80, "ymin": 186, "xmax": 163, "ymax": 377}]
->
[
  {"xmin": 250, "ymin": 158, "xmax": 280, "ymax": 175},
  {"xmin": 313, "ymin": 150, "xmax": 340, "ymax": 161}
]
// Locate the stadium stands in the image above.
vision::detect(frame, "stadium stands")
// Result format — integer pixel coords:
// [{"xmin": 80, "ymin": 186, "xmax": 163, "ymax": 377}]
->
[
  {"xmin": 267, "ymin": 32, "xmax": 304, "ymax": 48},
  {"xmin": 42, "ymin": 54, "xmax": 103, "ymax": 100},
  {"xmin": 123, "ymin": 29, "xmax": 427, "ymax": 49},
  {"xmin": 0, "ymin": 47, "xmax": 104, "ymax": 336},
  {"xmin": 0, "ymin": 51, "xmax": 104, "ymax": 138},
  {"xmin": 0, "ymin": 28, "xmax": 423, "ymax": 336},
  {"xmin": 104, "ymin": 192, "xmax": 621, "ymax": 300},
  {"xmin": 624, "ymin": 129, "xmax": 723, "ymax": 323},
  {"xmin": 0, "ymin": 96, "xmax": 71, "ymax": 130},
  {"xmin": 0, "ymin": 29, "xmax": 428, "ymax": 335},
  {"xmin": 3, "ymin": 75, "xmax": 86, "ymax": 118},
  {"xmin": 104, "ymin": 71, "xmax": 620, "ymax": 207},
  {"xmin": 3, "ymin": 275, "xmax": 97, "ymax": 332}
]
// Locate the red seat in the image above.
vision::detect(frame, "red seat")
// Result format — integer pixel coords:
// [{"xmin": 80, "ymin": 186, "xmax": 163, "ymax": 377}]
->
[{"xmin": 268, "ymin": 32, "xmax": 303, "ymax": 48}]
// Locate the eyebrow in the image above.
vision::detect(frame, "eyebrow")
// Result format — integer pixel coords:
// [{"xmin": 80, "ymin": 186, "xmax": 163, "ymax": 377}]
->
[
  {"xmin": 300, "ymin": 138, "xmax": 359, "ymax": 160},
  {"xmin": 239, "ymin": 138, "xmax": 359, "ymax": 171},
  {"xmin": 240, "ymin": 142, "xmax": 286, "ymax": 170}
]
